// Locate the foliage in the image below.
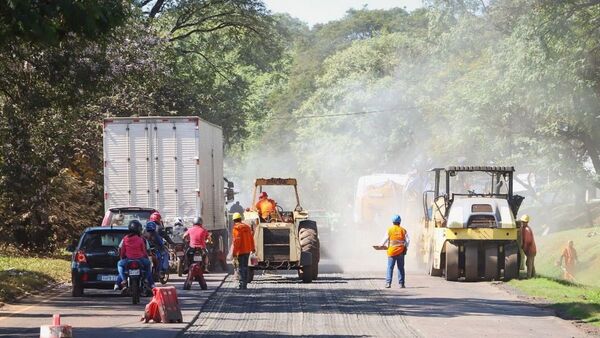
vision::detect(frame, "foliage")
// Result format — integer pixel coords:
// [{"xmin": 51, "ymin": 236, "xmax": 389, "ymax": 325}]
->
[
  {"xmin": 0, "ymin": 255, "xmax": 71, "ymax": 303},
  {"xmin": 509, "ymin": 277, "xmax": 600, "ymax": 326}
]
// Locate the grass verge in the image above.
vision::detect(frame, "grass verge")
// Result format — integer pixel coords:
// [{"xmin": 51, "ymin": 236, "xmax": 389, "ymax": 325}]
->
[
  {"xmin": 0, "ymin": 255, "xmax": 71, "ymax": 303},
  {"xmin": 509, "ymin": 276, "xmax": 600, "ymax": 327}
]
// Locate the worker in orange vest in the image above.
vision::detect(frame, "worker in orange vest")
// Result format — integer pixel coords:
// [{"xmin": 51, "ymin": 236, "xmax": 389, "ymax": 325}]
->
[
  {"xmin": 381, "ymin": 214, "xmax": 409, "ymax": 288},
  {"xmin": 559, "ymin": 240, "xmax": 578, "ymax": 282},
  {"xmin": 521, "ymin": 214, "xmax": 537, "ymax": 278},
  {"xmin": 231, "ymin": 212, "xmax": 255, "ymax": 289},
  {"xmin": 255, "ymin": 191, "xmax": 276, "ymax": 221}
]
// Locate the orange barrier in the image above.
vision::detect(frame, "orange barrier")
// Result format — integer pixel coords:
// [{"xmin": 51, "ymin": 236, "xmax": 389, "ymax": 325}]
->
[
  {"xmin": 40, "ymin": 314, "xmax": 73, "ymax": 338},
  {"xmin": 143, "ymin": 286, "xmax": 182, "ymax": 323}
]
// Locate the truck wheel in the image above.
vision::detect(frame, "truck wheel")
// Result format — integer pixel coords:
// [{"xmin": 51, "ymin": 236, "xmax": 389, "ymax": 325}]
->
[
  {"xmin": 445, "ymin": 242, "xmax": 460, "ymax": 281},
  {"xmin": 464, "ymin": 243, "xmax": 479, "ymax": 282},
  {"xmin": 504, "ymin": 242, "xmax": 519, "ymax": 281}
]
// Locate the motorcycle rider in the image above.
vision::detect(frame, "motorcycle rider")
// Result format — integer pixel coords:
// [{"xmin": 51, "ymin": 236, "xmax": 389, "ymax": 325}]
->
[
  {"xmin": 115, "ymin": 220, "xmax": 154, "ymax": 290},
  {"xmin": 149, "ymin": 211, "xmax": 175, "ymax": 245},
  {"xmin": 144, "ymin": 221, "xmax": 169, "ymax": 279},
  {"xmin": 183, "ymin": 216, "xmax": 210, "ymax": 272}
]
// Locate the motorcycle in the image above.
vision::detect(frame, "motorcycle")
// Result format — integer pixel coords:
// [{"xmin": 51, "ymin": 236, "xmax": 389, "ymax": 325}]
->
[
  {"xmin": 183, "ymin": 248, "xmax": 208, "ymax": 290},
  {"xmin": 124, "ymin": 259, "xmax": 151, "ymax": 304},
  {"xmin": 172, "ymin": 243, "xmax": 186, "ymax": 277},
  {"xmin": 150, "ymin": 247, "xmax": 169, "ymax": 285}
]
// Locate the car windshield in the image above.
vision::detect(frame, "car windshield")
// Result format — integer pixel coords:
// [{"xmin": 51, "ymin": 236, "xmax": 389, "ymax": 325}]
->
[
  {"xmin": 108, "ymin": 210, "xmax": 153, "ymax": 226},
  {"xmin": 80, "ymin": 231, "xmax": 126, "ymax": 251}
]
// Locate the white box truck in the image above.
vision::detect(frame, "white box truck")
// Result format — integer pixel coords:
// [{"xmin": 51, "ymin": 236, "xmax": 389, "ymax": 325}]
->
[{"xmin": 102, "ymin": 116, "xmax": 228, "ymax": 269}]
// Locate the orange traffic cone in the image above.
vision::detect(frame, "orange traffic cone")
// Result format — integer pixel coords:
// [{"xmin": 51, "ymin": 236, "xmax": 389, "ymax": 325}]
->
[{"xmin": 40, "ymin": 314, "xmax": 73, "ymax": 338}]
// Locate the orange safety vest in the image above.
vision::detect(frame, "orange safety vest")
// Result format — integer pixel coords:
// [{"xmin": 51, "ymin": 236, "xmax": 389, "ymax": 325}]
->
[
  {"xmin": 387, "ymin": 225, "xmax": 407, "ymax": 257},
  {"xmin": 232, "ymin": 222, "xmax": 255, "ymax": 256},
  {"xmin": 256, "ymin": 198, "xmax": 276, "ymax": 219}
]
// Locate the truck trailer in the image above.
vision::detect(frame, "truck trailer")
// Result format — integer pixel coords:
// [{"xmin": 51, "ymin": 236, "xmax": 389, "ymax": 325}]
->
[{"xmin": 102, "ymin": 116, "xmax": 228, "ymax": 268}]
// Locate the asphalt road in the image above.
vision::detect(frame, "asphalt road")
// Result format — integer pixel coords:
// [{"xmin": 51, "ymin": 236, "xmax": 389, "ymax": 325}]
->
[
  {"xmin": 182, "ymin": 271, "xmax": 590, "ymax": 338},
  {"xmin": 0, "ymin": 273, "xmax": 228, "ymax": 338},
  {"xmin": 0, "ymin": 269, "xmax": 591, "ymax": 337}
]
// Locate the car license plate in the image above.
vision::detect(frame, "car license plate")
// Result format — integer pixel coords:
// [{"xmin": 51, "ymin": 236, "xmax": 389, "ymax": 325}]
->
[
  {"xmin": 193, "ymin": 255, "xmax": 202, "ymax": 262},
  {"xmin": 129, "ymin": 269, "xmax": 140, "ymax": 276},
  {"xmin": 98, "ymin": 274, "xmax": 117, "ymax": 282},
  {"xmin": 176, "ymin": 251, "xmax": 184, "ymax": 256}
]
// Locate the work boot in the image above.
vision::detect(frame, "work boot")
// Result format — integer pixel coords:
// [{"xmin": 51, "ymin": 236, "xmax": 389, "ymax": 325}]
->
[
  {"xmin": 385, "ymin": 283, "xmax": 391, "ymax": 288},
  {"xmin": 401, "ymin": 283, "xmax": 406, "ymax": 288}
]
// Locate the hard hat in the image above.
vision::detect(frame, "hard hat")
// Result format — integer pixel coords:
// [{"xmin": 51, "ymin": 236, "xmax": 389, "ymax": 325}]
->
[
  {"xmin": 392, "ymin": 214, "xmax": 402, "ymax": 224},
  {"xmin": 232, "ymin": 212, "xmax": 243, "ymax": 221},
  {"xmin": 520, "ymin": 214, "xmax": 530, "ymax": 223},
  {"xmin": 149, "ymin": 212, "xmax": 162, "ymax": 222},
  {"xmin": 192, "ymin": 216, "xmax": 203, "ymax": 225},
  {"xmin": 259, "ymin": 192, "xmax": 268, "ymax": 199}
]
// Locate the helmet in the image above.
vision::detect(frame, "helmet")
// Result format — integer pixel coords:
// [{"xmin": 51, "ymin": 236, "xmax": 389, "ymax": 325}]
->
[
  {"xmin": 232, "ymin": 212, "xmax": 243, "ymax": 221},
  {"xmin": 149, "ymin": 212, "xmax": 161, "ymax": 222},
  {"xmin": 192, "ymin": 216, "xmax": 203, "ymax": 225},
  {"xmin": 259, "ymin": 192, "xmax": 268, "ymax": 199},
  {"xmin": 174, "ymin": 217, "xmax": 184, "ymax": 226},
  {"xmin": 392, "ymin": 214, "xmax": 402, "ymax": 224},
  {"xmin": 520, "ymin": 214, "xmax": 530, "ymax": 223},
  {"xmin": 128, "ymin": 220, "xmax": 143, "ymax": 234},
  {"xmin": 145, "ymin": 221, "xmax": 157, "ymax": 232}
]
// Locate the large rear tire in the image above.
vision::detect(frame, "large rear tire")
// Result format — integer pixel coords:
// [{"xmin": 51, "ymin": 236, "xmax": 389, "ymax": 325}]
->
[
  {"xmin": 464, "ymin": 243, "xmax": 479, "ymax": 282},
  {"xmin": 445, "ymin": 242, "xmax": 460, "ymax": 281},
  {"xmin": 504, "ymin": 242, "xmax": 519, "ymax": 281},
  {"xmin": 299, "ymin": 222, "xmax": 319, "ymax": 282}
]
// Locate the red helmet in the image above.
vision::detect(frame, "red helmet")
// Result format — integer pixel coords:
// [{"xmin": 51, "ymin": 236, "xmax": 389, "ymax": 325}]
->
[
  {"xmin": 149, "ymin": 212, "xmax": 162, "ymax": 222},
  {"xmin": 259, "ymin": 192, "xmax": 268, "ymax": 199}
]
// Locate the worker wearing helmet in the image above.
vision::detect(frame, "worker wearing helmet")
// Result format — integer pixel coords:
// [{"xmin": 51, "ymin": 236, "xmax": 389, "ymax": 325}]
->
[
  {"xmin": 183, "ymin": 217, "xmax": 210, "ymax": 271},
  {"xmin": 231, "ymin": 212, "xmax": 255, "ymax": 289},
  {"xmin": 115, "ymin": 220, "xmax": 154, "ymax": 290},
  {"xmin": 381, "ymin": 214, "xmax": 410, "ymax": 288},
  {"xmin": 255, "ymin": 192, "xmax": 276, "ymax": 221},
  {"xmin": 520, "ymin": 214, "xmax": 537, "ymax": 278}
]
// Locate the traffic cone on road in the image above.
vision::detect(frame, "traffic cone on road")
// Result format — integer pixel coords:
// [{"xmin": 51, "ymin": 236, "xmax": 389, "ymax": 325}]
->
[{"xmin": 40, "ymin": 314, "xmax": 73, "ymax": 338}]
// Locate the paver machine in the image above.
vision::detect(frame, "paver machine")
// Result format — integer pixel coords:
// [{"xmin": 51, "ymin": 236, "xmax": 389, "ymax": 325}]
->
[
  {"xmin": 244, "ymin": 178, "xmax": 320, "ymax": 283},
  {"xmin": 420, "ymin": 166, "xmax": 525, "ymax": 281}
]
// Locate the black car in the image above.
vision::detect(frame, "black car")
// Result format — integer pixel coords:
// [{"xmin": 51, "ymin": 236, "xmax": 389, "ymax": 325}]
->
[{"xmin": 68, "ymin": 226, "xmax": 129, "ymax": 296}]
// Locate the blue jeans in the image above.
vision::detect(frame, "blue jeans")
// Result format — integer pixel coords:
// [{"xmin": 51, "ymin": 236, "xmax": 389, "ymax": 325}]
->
[
  {"xmin": 386, "ymin": 254, "xmax": 405, "ymax": 285},
  {"xmin": 116, "ymin": 258, "xmax": 153, "ymax": 286}
]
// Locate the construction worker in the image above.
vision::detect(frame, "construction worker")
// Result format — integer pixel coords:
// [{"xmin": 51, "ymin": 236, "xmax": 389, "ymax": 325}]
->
[
  {"xmin": 559, "ymin": 240, "xmax": 579, "ymax": 282},
  {"xmin": 231, "ymin": 212, "xmax": 255, "ymax": 289},
  {"xmin": 521, "ymin": 214, "xmax": 537, "ymax": 278},
  {"xmin": 381, "ymin": 214, "xmax": 409, "ymax": 288},
  {"xmin": 255, "ymin": 192, "xmax": 276, "ymax": 221}
]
